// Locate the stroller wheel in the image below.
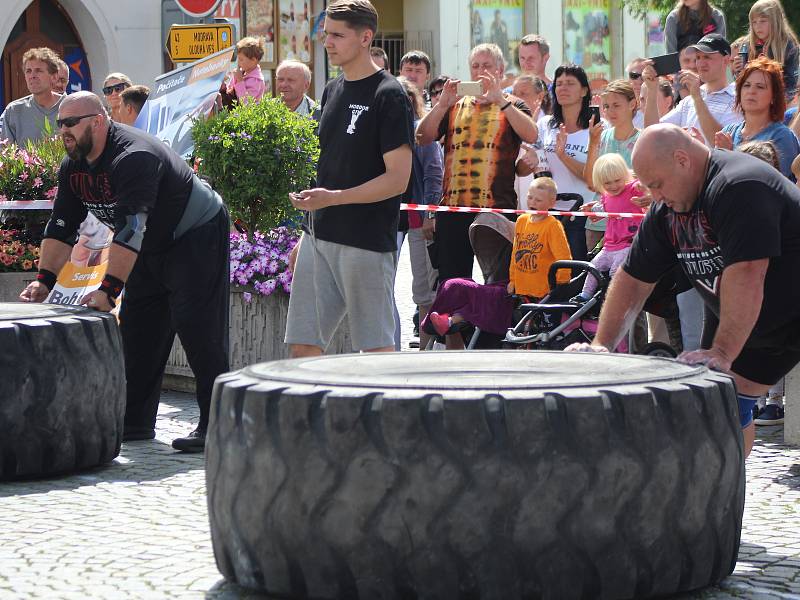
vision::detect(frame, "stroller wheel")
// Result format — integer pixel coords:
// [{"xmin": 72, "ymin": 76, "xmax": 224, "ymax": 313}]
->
[{"xmin": 639, "ymin": 341, "xmax": 678, "ymax": 358}]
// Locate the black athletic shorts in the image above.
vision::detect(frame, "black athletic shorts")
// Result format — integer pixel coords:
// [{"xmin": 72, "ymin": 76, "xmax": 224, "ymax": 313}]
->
[{"xmin": 702, "ymin": 307, "xmax": 800, "ymax": 386}]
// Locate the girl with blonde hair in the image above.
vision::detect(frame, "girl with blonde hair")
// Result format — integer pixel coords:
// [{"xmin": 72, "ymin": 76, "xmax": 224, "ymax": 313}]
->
[{"xmin": 738, "ymin": 0, "xmax": 799, "ymax": 100}]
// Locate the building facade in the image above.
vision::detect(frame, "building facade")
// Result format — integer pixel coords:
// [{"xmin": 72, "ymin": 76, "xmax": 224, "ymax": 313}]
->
[{"xmin": 0, "ymin": 0, "xmax": 663, "ymax": 111}]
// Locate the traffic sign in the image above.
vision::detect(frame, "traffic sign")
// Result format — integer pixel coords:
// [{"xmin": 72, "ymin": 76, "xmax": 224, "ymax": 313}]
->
[
  {"xmin": 167, "ymin": 23, "xmax": 234, "ymax": 63},
  {"xmin": 174, "ymin": 0, "xmax": 222, "ymax": 18}
]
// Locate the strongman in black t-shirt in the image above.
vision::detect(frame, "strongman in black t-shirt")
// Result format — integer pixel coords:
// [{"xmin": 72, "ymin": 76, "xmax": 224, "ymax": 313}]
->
[
  {"xmin": 19, "ymin": 92, "xmax": 229, "ymax": 453},
  {"xmin": 285, "ymin": 4, "xmax": 413, "ymax": 356},
  {"xmin": 566, "ymin": 124, "xmax": 800, "ymax": 458}
]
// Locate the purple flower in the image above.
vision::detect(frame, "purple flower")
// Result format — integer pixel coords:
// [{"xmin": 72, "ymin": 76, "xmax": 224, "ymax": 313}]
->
[{"xmin": 242, "ymin": 292, "xmax": 252, "ymax": 303}]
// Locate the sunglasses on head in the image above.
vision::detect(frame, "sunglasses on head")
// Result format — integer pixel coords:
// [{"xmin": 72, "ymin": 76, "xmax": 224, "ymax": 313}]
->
[
  {"xmin": 628, "ymin": 72, "xmax": 643, "ymax": 80},
  {"xmin": 56, "ymin": 113, "xmax": 99, "ymax": 128},
  {"xmin": 102, "ymin": 82, "xmax": 129, "ymax": 95}
]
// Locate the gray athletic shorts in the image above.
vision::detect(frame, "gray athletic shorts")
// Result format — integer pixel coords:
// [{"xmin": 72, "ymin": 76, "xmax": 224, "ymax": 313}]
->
[{"xmin": 285, "ymin": 235, "xmax": 397, "ymax": 351}]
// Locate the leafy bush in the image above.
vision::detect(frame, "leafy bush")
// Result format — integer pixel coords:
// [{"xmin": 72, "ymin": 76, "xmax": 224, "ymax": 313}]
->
[{"xmin": 192, "ymin": 98, "xmax": 319, "ymax": 233}]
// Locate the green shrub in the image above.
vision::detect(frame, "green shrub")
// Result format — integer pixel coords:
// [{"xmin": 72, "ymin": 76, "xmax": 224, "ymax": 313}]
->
[{"xmin": 192, "ymin": 98, "xmax": 319, "ymax": 233}]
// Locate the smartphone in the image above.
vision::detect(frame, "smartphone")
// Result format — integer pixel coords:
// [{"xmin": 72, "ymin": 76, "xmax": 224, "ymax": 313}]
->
[
  {"xmin": 738, "ymin": 42, "xmax": 749, "ymax": 65},
  {"xmin": 649, "ymin": 52, "xmax": 681, "ymax": 76},
  {"xmin": 589, "ymin": 105, "xmax": 601, "ymax": 124},
  {"xmin": 457, "ymin": 81, "xmax": 483, "ymax": 96}
]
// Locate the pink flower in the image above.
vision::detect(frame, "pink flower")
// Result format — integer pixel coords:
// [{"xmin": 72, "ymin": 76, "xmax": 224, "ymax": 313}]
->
[
  {"xmin": 45, "ymin": 187, "xmax": 58, "ymax": 199},
  {"xmin": 33, "ymin": 177, "xmax": 43, "ymax": 187}
]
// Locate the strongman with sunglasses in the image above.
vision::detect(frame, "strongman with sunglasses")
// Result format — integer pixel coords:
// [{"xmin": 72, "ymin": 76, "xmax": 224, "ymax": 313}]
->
[{"xmin": 19, "ymin": 92, "xmax": 229, "ymax": 453}]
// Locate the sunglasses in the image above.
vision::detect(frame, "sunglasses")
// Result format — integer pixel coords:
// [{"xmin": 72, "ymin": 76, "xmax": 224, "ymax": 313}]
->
[
  {"xmin": 102, "ymin": 82, "xmax": 129, "ymax": 95},
  {"xmin": 628, "ymin": 72, "xmax": 643, "ymax": 80},
  {"xmin": 430, "ymin": 88, "xmax": 443, "ymax": 97},
  {"xmin": 56, "ymin": 113, "xmax": 99, "ymax": 128}
]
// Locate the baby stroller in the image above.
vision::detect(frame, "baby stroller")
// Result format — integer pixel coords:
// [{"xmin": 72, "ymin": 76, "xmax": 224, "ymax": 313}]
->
[
  {"xmin": 424, "ymin": 212, "xmax": 516, "ymax": 350},
  {"xmin": 504, "ymin": 260, "xmax": 678, "ymax": 357}
]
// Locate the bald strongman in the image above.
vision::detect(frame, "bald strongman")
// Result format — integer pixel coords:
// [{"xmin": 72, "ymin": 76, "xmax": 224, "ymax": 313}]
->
[
  {"xmin": 20, "ymin": 92, "xmax": 229, "ymax": 452},
  {"xmin": 568, "ymin": 124, "xmax": 800, "ymax": 457}
]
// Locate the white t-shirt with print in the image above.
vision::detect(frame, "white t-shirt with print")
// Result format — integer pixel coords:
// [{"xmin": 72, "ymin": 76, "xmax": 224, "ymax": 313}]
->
[{"xmin": 536, "ymin": 115, "xmax": 593, "ymax": 209}]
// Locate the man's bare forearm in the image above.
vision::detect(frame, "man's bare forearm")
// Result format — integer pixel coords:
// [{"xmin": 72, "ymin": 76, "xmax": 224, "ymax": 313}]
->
[
  {"xmin": 38, "ymin": 238, "xmax": 73, "ymax": 276},
  {"xmin": 107, "ymin": 243, "xmax": 140, "ymax": 282},
  {"xmin": 593, "ymin": 269, "xmax": 655, "ymax": 349}
]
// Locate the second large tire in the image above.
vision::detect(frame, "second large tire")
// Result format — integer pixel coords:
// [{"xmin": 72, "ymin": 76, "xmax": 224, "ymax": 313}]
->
[
  {"xmin": 0, "ymin": 303, "xmax": 126, "ymax": 479},
  {"xmin": 206, "ymin": 351, "xmax": 745, "ymax": 600}
]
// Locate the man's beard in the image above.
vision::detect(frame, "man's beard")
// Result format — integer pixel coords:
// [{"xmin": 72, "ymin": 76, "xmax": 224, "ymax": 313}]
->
[{"xmin": 63, "ymin": 127, "xmax": 93, "ymax": 161}]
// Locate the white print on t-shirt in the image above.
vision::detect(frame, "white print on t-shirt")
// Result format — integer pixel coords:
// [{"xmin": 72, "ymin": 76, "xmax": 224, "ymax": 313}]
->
[{"xmin": 347, "ymin": 103, "xmax": 370, "ymax": 135}]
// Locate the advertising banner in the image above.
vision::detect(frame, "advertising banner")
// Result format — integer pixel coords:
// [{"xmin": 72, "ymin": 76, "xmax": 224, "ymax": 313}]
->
[
  {"xmin": 646, "ymin": 10, "xmax": 667, "ymax": 57},
  {"xmin": 471, "ymin": 0, "xmax": 525, "ymax": 71},
  {"xmin": 246, "ymin": 0, "xmax": 277, "ymax": 67},
  {"xmin": 134, "ymin": 46, "xmax": 235, "ymax": 159},
  {"xmin": 563, "ymin": 0, "xmax": 612, "ymax": 88},
  {"xmin": 278, "ymin": 0, "xmax": 312, "ymax": 64}
]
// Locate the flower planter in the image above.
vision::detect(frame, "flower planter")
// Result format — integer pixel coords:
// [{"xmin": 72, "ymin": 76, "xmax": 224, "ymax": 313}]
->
[
  {"xmin": 0, "ymin": 272, "xmax": 35, "ymax": 303},
  {"xmin": 163, "ymin": 286, "xmax": 352, "ymax": 392}
]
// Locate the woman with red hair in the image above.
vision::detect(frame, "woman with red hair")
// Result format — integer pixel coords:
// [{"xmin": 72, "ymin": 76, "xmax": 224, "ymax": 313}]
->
[{"xmin": 715, "ymin": 56, "xmax": 799, "ymax": 179}]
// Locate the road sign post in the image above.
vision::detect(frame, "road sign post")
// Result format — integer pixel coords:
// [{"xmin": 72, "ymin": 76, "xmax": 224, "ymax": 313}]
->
[{"xmin": 166, "ymin": 23, "xmax": 234, "ymax": 63}]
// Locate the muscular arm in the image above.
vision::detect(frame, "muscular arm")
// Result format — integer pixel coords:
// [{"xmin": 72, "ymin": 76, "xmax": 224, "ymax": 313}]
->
[
  {"xmin": 592, "ymin": 269, "xmax": 655, "ymax": 350},
  {"xmin": 37, "ymin": 239, "xmax": 73, "ymax": 277},
  {"xmin": 710, "ymin": 259, "xmax": 768, "ymax": 363},
  {"xmin": 106, "ymin": 244, "xmax": 140, "ymax": 283}
]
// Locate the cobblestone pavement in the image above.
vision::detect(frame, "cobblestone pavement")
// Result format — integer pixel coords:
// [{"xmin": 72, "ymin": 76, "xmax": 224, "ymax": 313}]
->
[{"xmin": 1, "ymin": 392, "xmax": 799, "ymax": 600}]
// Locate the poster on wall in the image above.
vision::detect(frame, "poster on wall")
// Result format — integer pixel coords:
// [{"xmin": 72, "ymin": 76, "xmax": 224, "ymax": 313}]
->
[
  {"xmin": 563, "ymin": 0, "xmax": 612, "ymax": 88},
  {"xmin": 278, "ymin": 0, "xmax": 313, "ymax": 63},
  {"xmin": 246, "ymin": 0, "xmax": 277, "ymax": 67},
  {"xmin": 646, "ymin": 10, "xmax": 667, "ymax": 57},
  {"xmin": 470, "ymin": 0, "xmax": 525, "ymax": 71}
]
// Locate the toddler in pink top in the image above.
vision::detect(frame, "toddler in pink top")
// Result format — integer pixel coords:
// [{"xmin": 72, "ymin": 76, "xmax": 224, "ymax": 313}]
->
[
  {"xmin": 226, "ymin": 37, "xmax": 266, "ymax": 103},
  {"xmin": 571, "ymin": 153, "xmax": 646, "ymax": 303}
]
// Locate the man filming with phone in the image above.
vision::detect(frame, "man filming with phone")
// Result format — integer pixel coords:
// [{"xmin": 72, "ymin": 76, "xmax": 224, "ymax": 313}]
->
[
  {"xmin": 643, "ymin": 33, "xmax": 741, "ymax": 146},
  {"xmin": 417, "ymin": 42, "xmax": 537, "ymax": 293}
]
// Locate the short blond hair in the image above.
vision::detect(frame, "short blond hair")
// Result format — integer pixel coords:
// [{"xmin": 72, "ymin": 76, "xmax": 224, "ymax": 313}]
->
[
  {"xmin": 528, "ymin": 176, "xmax": 558, "ymax": 199},
  {"xmin": 592, "ymin": 153, "xmax": 631, "ymax": 194},
  {"xmin": 237, "ymin": 36, "xmax": 265, "ymax": 62}
]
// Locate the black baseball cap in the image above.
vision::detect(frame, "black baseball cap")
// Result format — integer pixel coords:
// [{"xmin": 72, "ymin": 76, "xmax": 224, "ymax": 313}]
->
[{"xmin": 691, "ymin": 33, "xmax": 731, "ymax": 56}]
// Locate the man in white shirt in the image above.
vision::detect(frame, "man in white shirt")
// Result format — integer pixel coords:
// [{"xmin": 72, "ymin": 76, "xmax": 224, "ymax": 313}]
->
[{"xmin": 643, "ymin": 34, "xmax": 741, "ymax": 145}]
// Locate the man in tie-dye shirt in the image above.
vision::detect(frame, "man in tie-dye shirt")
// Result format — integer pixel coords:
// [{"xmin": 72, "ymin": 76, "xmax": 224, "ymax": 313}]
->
[{"xmin": 418, "ymin": 43, "xmax": 537, "ymax": 282}]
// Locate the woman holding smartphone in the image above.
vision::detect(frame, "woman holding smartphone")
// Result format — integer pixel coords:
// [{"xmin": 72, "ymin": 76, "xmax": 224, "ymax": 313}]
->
[{"xmin": 518, "ymin": 64, "xmax": 593, "ymax": 260}]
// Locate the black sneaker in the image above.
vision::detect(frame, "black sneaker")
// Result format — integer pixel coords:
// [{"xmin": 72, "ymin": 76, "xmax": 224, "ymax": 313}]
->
[
  {"xmin": 754, "ymin": 404, "xmax": 784, "ymax": 426},
  {"xmin": 172, "ymin": 428, "xmax": 206, "ymax": 452},
  {"xmin": 122, "ymin": 426, "xmax": 156, "ymax": 441},
  {"xmin": 569, "ymin": 294, "xmax": 588, "ymax": 305}
]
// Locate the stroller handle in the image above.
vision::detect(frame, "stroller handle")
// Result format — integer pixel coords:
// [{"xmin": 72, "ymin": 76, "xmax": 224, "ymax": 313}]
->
[{"xmin": 547, "ymin": 260, "xmax": 605, "ymax": 292}]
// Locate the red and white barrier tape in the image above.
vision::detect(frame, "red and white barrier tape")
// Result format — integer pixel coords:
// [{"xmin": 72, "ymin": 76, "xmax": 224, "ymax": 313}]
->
[{"xmin": 401, "ymin": 203, "xmax": 646, "ymax": 219}]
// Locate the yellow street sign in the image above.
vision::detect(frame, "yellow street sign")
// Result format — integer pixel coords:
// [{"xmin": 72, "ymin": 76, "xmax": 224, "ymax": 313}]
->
[{"xmin": 167, "ymin": 23, "xmax": 234, "ymax": 63}]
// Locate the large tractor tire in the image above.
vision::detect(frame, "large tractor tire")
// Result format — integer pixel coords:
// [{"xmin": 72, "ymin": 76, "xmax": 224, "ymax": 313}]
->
[
  {"xmin": 206, "ymin": 351, "xmax": 745, "ymax": 600},
  {"xmin": 0, "ymin": 303, "xmax": 126, "ymax": 479}
]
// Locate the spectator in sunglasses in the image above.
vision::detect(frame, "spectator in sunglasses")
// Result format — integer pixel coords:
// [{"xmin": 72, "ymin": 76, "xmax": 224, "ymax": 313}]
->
[
  {"xmin": 102, "ymin": 72, "xmax": 132, "ymax": 122},
  {"xmin": 626, "ymin": 57, "xmax": 648, "ymax": 128},
  {"xmin": 427, "ymin": 75, "xmax": 450, "ymax": 108}
]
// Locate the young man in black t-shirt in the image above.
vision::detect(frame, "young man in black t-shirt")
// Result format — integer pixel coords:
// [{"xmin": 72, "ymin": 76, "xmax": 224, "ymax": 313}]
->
[
  {"xmin": 19, "ymin": 92, "xmax": 229, "ymax": 453},
  {"xmin": 285, "ymin": 0, "xmax": 413, "ymax": 357},
  {"xmin": 567, "ymin": 124, "xmax": 800, "ymax": 458}
]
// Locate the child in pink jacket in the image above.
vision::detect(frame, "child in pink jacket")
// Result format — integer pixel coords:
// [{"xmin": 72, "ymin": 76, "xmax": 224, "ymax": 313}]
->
[
  {"xmin": 226, "ymin": 37, "xmax": 266, "ymax": 103},
  {"xmin": 571, "ymin": 153, "xmax": 646, "ymax": 303}
]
